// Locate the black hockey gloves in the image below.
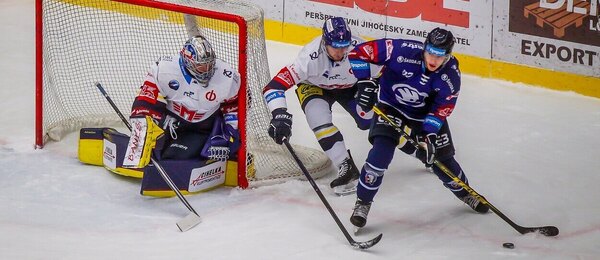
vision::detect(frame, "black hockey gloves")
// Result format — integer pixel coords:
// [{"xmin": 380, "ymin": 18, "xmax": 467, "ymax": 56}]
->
[
  {"xmin": 268, "ymin": 108, "xmax": 293, "ymax": 144},
  {"xmin": 355, "ymin": 79, "xmax": 378, "ymax": 111},
  {"xmin": 416, "ymin": 133, "xmax": 437, "ymax": 167}
]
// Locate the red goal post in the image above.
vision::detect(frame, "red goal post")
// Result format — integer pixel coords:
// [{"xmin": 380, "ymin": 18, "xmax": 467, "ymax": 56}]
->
[{"xmin": 36, "ymin": 0, "xmax": 332, "ymax": 188}]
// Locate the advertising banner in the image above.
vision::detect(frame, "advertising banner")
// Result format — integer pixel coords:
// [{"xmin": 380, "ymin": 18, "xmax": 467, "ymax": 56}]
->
[
  {"xmin": 493, "ymin": 0, "xmax": 600, "ymax": 77},
  {"xmin": 259, "ymin": 0, "xmax": 493, "ymax": 58}
]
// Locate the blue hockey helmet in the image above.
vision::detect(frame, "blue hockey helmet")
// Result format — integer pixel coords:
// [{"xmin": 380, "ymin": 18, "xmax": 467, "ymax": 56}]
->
[
  {"xmin": 180, "ymin": 35, "xmax": 216, "ymax": 84},
  {"xmin": 322, "ymin": 17, "xmax": 351, "ymax": 48},
  {"xmin": 424, "ymin": 27, "xmax": 455, "ymax": 56}
]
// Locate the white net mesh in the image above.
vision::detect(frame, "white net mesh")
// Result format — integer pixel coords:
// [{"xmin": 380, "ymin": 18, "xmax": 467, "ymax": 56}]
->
[{"xmin": 39, "ymin": 0, "xmax": 333, "ymax": 186}]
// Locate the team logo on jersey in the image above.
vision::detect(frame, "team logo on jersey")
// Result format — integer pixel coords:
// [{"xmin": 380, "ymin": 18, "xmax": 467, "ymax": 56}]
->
[
  {"xmin": 275, "ymin": 68, "xmax": 295, "ymax": 86},
  {"xmin": 205, "ymin": 90, "xmax": 217, "ymax": 101},
  {"xmin": 364, "ymin": 171, "xmax": 378, "ymax": 185},
  {"xmin": 168, "ymin": 80, "xmax": 180, "ymax": 90},
  {"xmin": 173, "ymin": 102, "xmax": 205, "ymax": 121},
  {"xmin": 139, "ymin": 81, "xmax": 159, "ymax": 104},
  {"xmin": 392, "ymin": 84, "xmax": 428, "ymax": 107}
]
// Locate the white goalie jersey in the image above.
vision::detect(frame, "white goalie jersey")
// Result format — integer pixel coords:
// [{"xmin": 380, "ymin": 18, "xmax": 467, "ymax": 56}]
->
[{"xmin": 135, "ymin": 54, "xmax": 241, "ymax": 128}]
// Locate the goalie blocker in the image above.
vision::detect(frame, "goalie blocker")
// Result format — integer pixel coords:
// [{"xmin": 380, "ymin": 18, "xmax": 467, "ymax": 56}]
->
[{"xmin": 77, "ymin": 125, "xmax": 240, "ymax": 197}]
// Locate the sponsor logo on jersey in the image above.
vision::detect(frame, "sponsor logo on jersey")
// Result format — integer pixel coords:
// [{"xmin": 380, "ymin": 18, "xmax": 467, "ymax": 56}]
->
[
  {"xmin": 437, "ymin": 106, "xmax": 454, "ymax": 117},
  {"xmin": 168, "ymin": 80, "xmax": 179, "ymax": 90},
  {"xmin": 205, "ymin": 90, "xmax": 217, "ymax": 101},
  {"xmin": 309, "ymin": 51, "xmax": 319, "ymax": 60},
  {"xmin": 392, "ymin": 83, "xmax": 428, "ymax": 107},
  {"xmin": 296, "ymin": 84, "xmax": 323, "ymax": 105},
  {"xmin": 350, "ymin": 61, "xmax": 369, "ymax": 70},
  {"xmin": 441, "ymin": 74, "xmax": 455, "ymax": 92},
  {"xmin": 401, "ymin": 42, "xmax": 422, "ymax": 49},
  {"xmin": 223, "ymin": 69, "xmax": 233, "ymax": 78},
  {"xmin": 184, "ymin": 91, "xmax": 199, "ymax": 101},
  {"xmin": 397, "ymin": 56, "xmax": 421, "ymax": 65},
  {"xmin": 169, "ymin": 143, "xmax": 188, "ymax": 151},
  {"xmin": 402, "ymin": 70, "xmax": 414, "ymax": 78},
  {"xmin": 265, "ymin": 90, "xmax": 285, "ymax": 103}
]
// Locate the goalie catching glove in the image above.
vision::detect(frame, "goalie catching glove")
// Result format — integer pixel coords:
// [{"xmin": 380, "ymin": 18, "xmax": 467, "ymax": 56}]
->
[{"xmin": 123, "ymin": 116, "xmax": 164, "ymax": 168}]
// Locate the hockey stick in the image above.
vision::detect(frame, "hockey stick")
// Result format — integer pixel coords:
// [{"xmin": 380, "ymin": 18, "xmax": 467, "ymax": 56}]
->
[
  {"xmin": 373, "ymin": 106, "xmax": 559, "ymax": 237},
  {"xmin": 96, "ymin": 82, "xmax": 201, "ymax": 232},
  {"xmin": 282, "ymin": 138, "xmax": 383, "ymax": 249}
]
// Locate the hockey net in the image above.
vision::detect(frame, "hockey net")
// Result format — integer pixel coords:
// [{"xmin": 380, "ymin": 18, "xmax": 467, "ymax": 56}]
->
[{"xmin": 36, "ymin": 0, "xmax": 333, "ymax": 187}]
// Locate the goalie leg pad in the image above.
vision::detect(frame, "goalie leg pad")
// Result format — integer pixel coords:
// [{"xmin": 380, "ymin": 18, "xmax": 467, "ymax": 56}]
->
[
  {"xmin": 123, "ymin": 116, "xmax": 164, "ymax": 168},
  {"xmin": 141, "ymin": 159, "xmax": 228, "ymax": 197},
  {"xmin": 78, "ymin": 128, "xmax": 107, "ymax": 166},
  {"xmin": 78, "ymin": 127, "xmax": 144, "ymax": 178}
]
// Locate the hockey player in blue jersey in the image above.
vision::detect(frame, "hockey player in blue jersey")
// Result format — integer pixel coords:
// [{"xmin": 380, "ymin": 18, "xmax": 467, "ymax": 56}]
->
[{"xmin": 347, "ymin": 28, "xmax": 490, "ymax": 229}]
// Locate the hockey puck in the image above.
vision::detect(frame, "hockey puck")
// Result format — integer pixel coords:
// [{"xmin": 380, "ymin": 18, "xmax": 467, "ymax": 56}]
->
[{"xmin": 502, "ymin": 242, "xmax": 515, "ymax": 249}]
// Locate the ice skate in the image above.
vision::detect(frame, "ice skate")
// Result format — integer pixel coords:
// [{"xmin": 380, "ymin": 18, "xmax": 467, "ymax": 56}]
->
[
  {"xmin": 350, "ymin": 198, "xmax": 372, "ymax": 232},
  {"xmin": 330, "ymin": 154, "xmax": 360, "ymax": 196}
]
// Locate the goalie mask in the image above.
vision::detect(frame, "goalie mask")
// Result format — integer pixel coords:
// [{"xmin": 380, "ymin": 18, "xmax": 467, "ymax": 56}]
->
[{"xmin": 181, "ymin": 36, "xmax": 216, "ymax": 84}]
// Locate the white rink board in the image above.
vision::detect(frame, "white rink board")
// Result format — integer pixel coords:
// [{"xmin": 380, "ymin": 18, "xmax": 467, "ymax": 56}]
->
[
  {"xmin": 250, "ymin": 0, "xmax": 494, "ymax": 61},
  {"xmin": 247, "ymin": 0, "xmax": 600, "ymax": 79}
]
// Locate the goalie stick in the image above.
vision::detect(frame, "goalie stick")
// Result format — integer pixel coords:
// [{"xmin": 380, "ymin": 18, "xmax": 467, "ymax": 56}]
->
[
  {"xmin": 373, "ymin": 106, "xmax": 559, "ymax": 237},
  {"xmin": 282, "ymin": 138, "xmax": 383, "ymax": 249},
  {"xmin": 96, "ymin": 82, "xmax": 202, "ymax": 232}
]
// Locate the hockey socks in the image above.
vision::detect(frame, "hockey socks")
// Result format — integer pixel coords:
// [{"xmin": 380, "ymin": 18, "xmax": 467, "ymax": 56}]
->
[{"xmin": 431, "ymin": 157, "xmax": 470, "ymax": 198}]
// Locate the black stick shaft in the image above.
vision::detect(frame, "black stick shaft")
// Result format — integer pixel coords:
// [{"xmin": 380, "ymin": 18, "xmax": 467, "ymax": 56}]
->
[
  {"xmin": 96, "ymin": 82, "xmax": 199, "ymax": 216},
  {"xmin": 373, "ymin": 106, "xmax": 558, "ymax": 236},
  {"xmin": 283, "ymin": 138, "xmax": 382, "ymax": 249}
]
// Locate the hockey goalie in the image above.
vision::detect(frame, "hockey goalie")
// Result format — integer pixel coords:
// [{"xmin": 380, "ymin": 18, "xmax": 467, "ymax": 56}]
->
[{"xmin": 78, "ymin": 35, "xmax": 241, "ymax": 197}]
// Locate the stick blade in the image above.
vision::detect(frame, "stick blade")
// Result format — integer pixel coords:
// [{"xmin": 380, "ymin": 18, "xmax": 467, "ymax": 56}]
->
[
  {"xmin": 351, "ymin": 233, "xmax": 383, "ymax": 250},
  {"xmin": 176, "ymin": 212, "xmax": 202, "ymax": 232},
  {"xmin": 538, "ymin": 226, "xmax": 559, "ymax": 237},
  {"xmin": 520, "ymin": 225, "xmax": 559, "ymax": 237}
]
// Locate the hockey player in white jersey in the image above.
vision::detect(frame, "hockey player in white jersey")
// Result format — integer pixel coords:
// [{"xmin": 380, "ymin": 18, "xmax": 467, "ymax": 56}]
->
[
  {"xmin": 121, "ymin": 35, "xmax": 241, "ymax": 194},
  {"xmin": 263, "ymin": 17, "xmax": 375, "ymax": 195}
]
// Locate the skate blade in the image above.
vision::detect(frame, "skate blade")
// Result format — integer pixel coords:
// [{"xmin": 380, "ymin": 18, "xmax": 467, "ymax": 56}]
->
[{"xmin": 333, "ymin": 180, "xmax": 358, "ymax": 196}]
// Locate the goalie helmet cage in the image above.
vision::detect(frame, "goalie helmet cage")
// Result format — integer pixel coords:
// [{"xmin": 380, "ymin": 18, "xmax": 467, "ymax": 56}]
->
[{"xmin": 35, "ymin": 0, "xmax": 332, "ymax": 188}]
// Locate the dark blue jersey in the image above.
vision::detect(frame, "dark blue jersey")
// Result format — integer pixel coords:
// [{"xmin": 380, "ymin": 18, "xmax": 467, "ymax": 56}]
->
[{"xmin": 349, "ymin": 39, "xmax": 461, "ymax": 134}]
